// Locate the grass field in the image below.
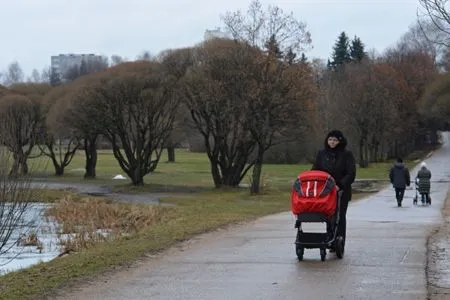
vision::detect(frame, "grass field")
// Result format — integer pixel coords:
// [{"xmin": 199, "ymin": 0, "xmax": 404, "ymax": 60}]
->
[
  {"xmin": 28, "ymin": 148, "xmax": 423, "ymax": 193},
  {"xmin": 0, "ymin": 147, "xmax": 434, "ymax": 299}
]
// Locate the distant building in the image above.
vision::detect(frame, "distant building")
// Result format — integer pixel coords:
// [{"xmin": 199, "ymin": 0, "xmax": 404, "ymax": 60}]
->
[
  {"xmin": 204, "ymin": 27, "xmax": 230, "ymax": 41},
  {"xmin": 50, "ymin": 53, "xmax": 105, "ymax": 81}
]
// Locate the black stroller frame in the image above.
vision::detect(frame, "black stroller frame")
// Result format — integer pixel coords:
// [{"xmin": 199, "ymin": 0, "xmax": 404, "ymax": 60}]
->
[{"xmin": 294, "ymin": 190, "xmax": 344, "ymax": 261}]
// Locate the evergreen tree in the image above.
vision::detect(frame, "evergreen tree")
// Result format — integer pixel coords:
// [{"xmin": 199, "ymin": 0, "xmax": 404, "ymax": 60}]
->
[
  {"xmin": 327, "ymin": 58, "xmax": 332, "ymax": 69},
  {"xmin": 285, "ymin": 47, "xmax": 297, "ymax": 65},
  {"xmin": 330, "ymin": 31, "xmax": 351, "ymax": 68},
  {"xmin": 265, "ymin": 34, "xmax": 283, "ymax": 59},
  {"xmin": 300, "ymin": 53, "xmax": 307, "ymax": 63},
  {"xmin": 350, "ymin": 36, "xmax": 366, "ymax": 62}
]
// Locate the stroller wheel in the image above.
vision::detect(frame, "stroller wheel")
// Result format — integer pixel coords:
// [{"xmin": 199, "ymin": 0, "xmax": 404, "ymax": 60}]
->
[
  {"xmin": 320, "ymin": 248, "xmax": 326, "ymax": 261},
  {"xmin": 335, "ymin": 236, "xmax": 345, "ymax": 259},
  {"xmin": 296, "ymin": 245, "xmax": 304, "ymax": 261}
]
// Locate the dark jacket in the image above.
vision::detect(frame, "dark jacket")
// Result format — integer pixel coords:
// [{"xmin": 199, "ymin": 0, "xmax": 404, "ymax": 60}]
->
[
  {"xmin": 311, "ymin": 136, "xmax": 356, "ymax": 201},
  {"xmin": 417, "ymin": 167, "xmax": 431, "ymax": 193},
  {"xmin": 389, "ymin": 162, "xmax": 411, "ymax": 189}
]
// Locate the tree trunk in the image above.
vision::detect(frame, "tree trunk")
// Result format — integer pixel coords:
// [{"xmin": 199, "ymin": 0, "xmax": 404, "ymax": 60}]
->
[
  {"xmin": 167, "ymin": 146, "xmax": 175, "ymax": 163},
  {"xmin": 364, "ymin": 144, "xmax": 369, "ymax": 166},
  {"xmin": 131, "ymin": 167, "xmax": 144, "ymax": 185},
  {"xmin": 9, "ymin": 157, "xmax": 20, "ymax": 178},
  {"xmin": 373, "ymin": 144, "xmax": 379, "ymax": 162},
  {"xmin": 221, "ymin": 163, "xmax": 245, "ymax": 187},
  {"xmin": 20, "ymin": 159, "xmax": 28, "ymax": 175},
  {"xmin": 55, "ymin": 165, "xmax": 64, "ymax": 176},
  {"xmin": 84, "ymin": 136, "xmax": 97, "ymax": 179},
  {"xmin": 10, "ymin": 151, "xmax": 28, "ymax": 177},
  {"xmin": 250, "ymin": 148, "xmax": 264, "ymax": 194},
  {"xmin": 359, "ymin": 138, "xmax": 368, "ymax": 168},
  {"xmin": 49, "ymin": 155, "xmax": 64, "ymax": 176},
  {"xmin": 211, "ymin": 161, "xmax": 222, "ymax": 188}
]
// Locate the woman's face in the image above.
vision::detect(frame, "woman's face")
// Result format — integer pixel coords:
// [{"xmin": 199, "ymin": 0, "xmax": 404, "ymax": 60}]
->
[{"xmin": 327, "ymin": 136, "xmax": 340, "ymax": 148}]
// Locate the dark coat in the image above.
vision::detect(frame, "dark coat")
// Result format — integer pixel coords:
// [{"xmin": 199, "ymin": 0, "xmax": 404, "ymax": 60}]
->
[
  {"xmin": 311, "ymin": 137, "xmax": 356, "ymax": 202},
  {"xmin": 389, "ymin": 163, "xmax": 411, "ymax": 189},
  {"xmin": 417, "ymin": 167, "xmax": 431, "ymax": 193}
]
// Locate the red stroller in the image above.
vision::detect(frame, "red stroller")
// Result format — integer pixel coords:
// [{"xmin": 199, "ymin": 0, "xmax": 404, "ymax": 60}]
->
[{"xmin": 291, "ymin": 170, "xmax": 344, "ymax": 261}]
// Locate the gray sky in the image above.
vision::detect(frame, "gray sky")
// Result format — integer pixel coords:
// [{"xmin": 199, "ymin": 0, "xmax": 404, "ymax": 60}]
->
[{"xmin": 0, "ymin": 0, "xmax": 420, "ymax": 76}]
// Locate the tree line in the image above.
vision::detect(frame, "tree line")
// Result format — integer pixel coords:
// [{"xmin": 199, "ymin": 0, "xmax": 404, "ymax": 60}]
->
[{"xmin": 0, "ymin": 0, "xmax": 449, "ymax": 194}]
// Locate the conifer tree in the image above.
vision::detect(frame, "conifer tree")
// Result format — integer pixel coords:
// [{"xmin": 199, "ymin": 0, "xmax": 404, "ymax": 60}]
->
[
  {"xmin": 350, "ymin": 36, "xmax": 366, "ymax": 62},
  {"xmin": 330, "ymin": 31, "xmax": 351, "ymax": 68}
]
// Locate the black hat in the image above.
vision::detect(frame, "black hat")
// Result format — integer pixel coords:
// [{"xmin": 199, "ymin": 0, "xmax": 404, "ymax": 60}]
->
[{"xmin": 326, "ymin": 130, "xmax": 345, "ymax": 141}]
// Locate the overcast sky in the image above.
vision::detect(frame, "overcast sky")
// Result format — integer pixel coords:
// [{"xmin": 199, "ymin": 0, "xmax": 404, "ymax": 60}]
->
[{"xmin": 0, "ymin": 0, "xmax": 421, "ymax": 76}]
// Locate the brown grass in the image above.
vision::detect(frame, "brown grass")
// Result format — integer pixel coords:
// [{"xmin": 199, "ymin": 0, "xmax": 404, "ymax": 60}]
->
[{"xmin": 45, "ymin": 196, "xmax": 167, "ymax": 253}]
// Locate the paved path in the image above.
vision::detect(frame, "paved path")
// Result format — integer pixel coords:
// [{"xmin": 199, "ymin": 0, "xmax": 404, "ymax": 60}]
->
[{"xmin": 54, "ymin": 133, "xmax": 450, "ymax": 300}]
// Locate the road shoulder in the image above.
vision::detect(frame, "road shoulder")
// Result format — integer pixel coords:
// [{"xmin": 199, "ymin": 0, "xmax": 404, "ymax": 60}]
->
[{"xmin": 427, "ymin": 191, "xmax": 450, "ymax": 299}]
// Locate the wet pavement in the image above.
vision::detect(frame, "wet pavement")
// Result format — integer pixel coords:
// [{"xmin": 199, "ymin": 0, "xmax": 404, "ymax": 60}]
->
[{"xmin": 55, "ymin": 133, "xmax": 450, "ymax": 300}]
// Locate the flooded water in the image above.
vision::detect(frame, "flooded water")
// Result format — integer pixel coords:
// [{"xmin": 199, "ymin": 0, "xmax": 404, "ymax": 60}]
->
[{"xmin": 0, "ymin": 203, "xmax": 61, "ymax": 275}]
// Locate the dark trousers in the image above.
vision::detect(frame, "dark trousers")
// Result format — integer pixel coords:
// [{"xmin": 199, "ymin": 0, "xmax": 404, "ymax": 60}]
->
[
  {"xmin": 327, "ymin": 190, "xmax": 350, "ymax": 248},
  {"xmin": 395, "ymin": 188, "xmax": 405, "ymax": 203},
  {"xmin": 421, "ymin": 192, "xmax": 430, "ymax": 203},
  {"xmin": 338, "ymin": 198, "xmax": 349, "ymax": 242}
]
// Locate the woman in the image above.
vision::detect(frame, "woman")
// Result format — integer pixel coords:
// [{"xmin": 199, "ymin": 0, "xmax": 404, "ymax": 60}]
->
[
  {"xmin": 416, "ymin": 161, "xmax": 432, "ymax": 204},
  {"xmin": 312, "ymin": 130, "xmax": 356, "ymax": 251}
]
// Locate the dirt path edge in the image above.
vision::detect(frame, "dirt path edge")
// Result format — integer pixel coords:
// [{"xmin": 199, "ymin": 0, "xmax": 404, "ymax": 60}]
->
[{"xmin": 427, "ymin": 191, "xmax": 450, "ymax": 300}]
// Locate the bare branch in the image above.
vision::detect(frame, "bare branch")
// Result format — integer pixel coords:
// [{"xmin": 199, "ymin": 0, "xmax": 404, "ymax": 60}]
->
[
  {"xmin": 418, "ymin": 0, "xmax": 450, "ymax": 48},
  {"xmin": 221, "ymin": 0, "xmax": 312, "ymax": 55},
  {"xmin": 0, "ymin": 148, "xmax": 45, "ymax": 260}
]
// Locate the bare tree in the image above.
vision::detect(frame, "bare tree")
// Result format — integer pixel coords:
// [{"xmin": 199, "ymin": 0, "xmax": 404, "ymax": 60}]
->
[
  {"xmin": 62, "ymin": 76, "xmax": 104, "ymax": 179},
  {"xmin": 159, "ymin": 47, "xmax": 196, "ymax": 162},
  {"xmin": 162, "ymin": 106, "xmax": 190, "ymax": 163},
  {"xmin": 40, "ymin": 85, "xmax": 81, "ymax": 176},
  {"xmin": 221, "ymin": 1, "xmax": 313, "ymax": 193},
  {"xmin": 38, "ymin": 66, "xmax": 61, "ymax": 86},
  {"xmin": 327, "ymin": 57, "xmax": 423, "ymax": 165},
  {"xmin": 110, "ymin": 55, "xmax": 125, "ymax": 66},
  {"xmin": 28, "ymin": 69, "xmax": 42, "ymax": 83},
  {"xmin": 382, "ymin": 45, "xmax": 438, "ymax": 154},
  {"xmin": 439, "ymin": 47, "xmax": 450, "ymax": 70},
  {"xmin": 418, "ymin": 0, "xmax": 450, "ymax": 47},
  {"xmin": 0, "ymin": 95, "xmax": 39, "ymax": 176},
  {"xmin": 82, "ymin": 61, "xmax": 180, "ymax": 185},
  {"xmin": 222, "ymin": 0, "xmax": 312, "ymax": 55},
  {"xmin": 246, "ymin": 43, "xmax": 317, "ymax": 193},
  {"xmin": 55, "ymin": 58, "xmax": 109, "ymax": 178},
  {"xmin": 137, "ymin": 51, "xmax": 152, "ymax": 61},
  {"xmin": 40, "ymin": 67, "xmax": 51, "ymax": 83},
  {"xmin": 0, "ymin": 84, "xmax": 49, "ymax": 176},
  {"xmin": 398, "ymin": 20, "xmax": 447, "ymax": 65},
  {"xmin": 419, "ymin": 72, "xmax": 450, "ymax": 128},
  {"xmin": 0, "ymin": 148, "xmax": 41, "ymax": 261},
  {"xmin": 181, "ymin": 39, "xmax": 258, "ymax": 188},
  {"xmin": 3, "ymin": 62, "xmax": 24, "ymax": 86}
]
